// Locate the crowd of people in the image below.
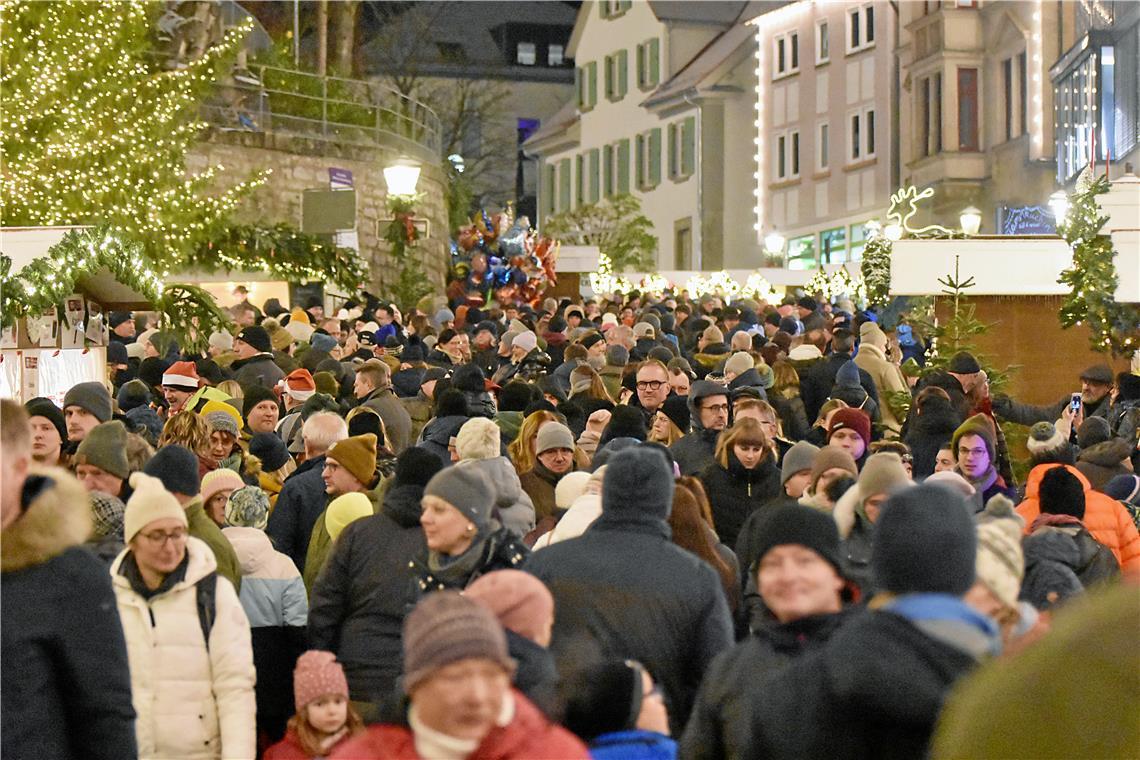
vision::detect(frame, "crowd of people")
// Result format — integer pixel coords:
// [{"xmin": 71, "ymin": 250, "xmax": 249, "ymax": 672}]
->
[{"xmin": 3, "ymin": 287, "xmax": 1139, "ymax": 759}]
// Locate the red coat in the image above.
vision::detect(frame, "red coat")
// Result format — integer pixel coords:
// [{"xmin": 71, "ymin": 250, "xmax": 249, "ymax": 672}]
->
[
  {"xmin": 263, "ymin": 730, "xmax": 309, "ymax": 760},
  {"xmin": 1016, "ymin": 463, "xmax": 1140, "ymax": 572},
  {"xmin": 330, "ymin": 690, "xmax": 589, "ymax": 760}
]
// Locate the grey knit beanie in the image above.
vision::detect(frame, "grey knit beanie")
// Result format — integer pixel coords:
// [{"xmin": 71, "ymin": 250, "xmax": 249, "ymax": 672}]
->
[
  {"xmin": 63, "ymin": 381, "xmax": 112, "ymax": 422},
  {"xmin": 781, "ymin": 441, "xmax": 820, "ymax": 485},
  {"xmin": 423, "ymin": 463, "xmax": 494, "ymax": 529},
  {"xmin": 402, "ymin": 591, "xmax": 513, "ymax": 691}
]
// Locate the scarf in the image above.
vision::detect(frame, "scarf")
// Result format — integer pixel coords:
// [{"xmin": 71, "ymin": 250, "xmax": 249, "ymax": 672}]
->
[
  {"xmin": 1030, "ymin": 513, "xmax": 1084, "ymax": 532},
  {"xmin": 962, "ymin": 465, "xmax": 999, "ymax": 512},
  {"xmin": 426, "ymin": 529, "xmax": 492, "ymax": 588}
]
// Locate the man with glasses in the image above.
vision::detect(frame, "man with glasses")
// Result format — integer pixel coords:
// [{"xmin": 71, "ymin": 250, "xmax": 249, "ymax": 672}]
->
[
  {"xmin": 951, "ymin": 415, "xmax": 1017, "ymax": 512},
  {"xmin": 633, "ymin": 360, "xmax": 673, "ymax": 423},
  {"xmin": 671, "ymin": 381, "xmax": 732, "ymax": 476}
]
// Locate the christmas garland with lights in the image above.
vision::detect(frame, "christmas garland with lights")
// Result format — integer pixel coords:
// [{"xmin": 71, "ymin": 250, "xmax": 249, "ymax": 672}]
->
[
  {"xmin": 861, "ymin": 236, "xmax": 893, "ymax": 308},
  {"xmin": 186, "ymin": 223, "xmax": 369, "ymax": 291},
  {"xmin": 1056, "ymin": 171, "xmax": 1140, "ymax": 355}
]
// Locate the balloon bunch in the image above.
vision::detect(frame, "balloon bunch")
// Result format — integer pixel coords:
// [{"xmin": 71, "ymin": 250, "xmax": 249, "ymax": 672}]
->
[{"xmin": 450, "ymin": 208, "xmax": 560, "ymax": 308}]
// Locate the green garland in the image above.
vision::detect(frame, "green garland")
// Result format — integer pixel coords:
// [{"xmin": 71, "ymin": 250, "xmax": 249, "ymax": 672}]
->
[
  {"xmin": 383, "ymin": 194, "xmax": 432, "ymax": 311},
  {"xmin": 185, "ymin": 223, "xmax": 369, "ymax": 291},
  {"xmin": 1056, "ymin": 170, "xmax": 1140, "ymax": 356},
  {"xmin": 157, "ymin": 283, "xmax": 234, "ymax": 355}
]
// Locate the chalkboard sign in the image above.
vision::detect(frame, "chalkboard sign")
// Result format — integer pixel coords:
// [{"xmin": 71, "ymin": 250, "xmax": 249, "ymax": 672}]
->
[{"xmin": 1000, "ymin": 205, "xmax": 1057, "ymax": 235}]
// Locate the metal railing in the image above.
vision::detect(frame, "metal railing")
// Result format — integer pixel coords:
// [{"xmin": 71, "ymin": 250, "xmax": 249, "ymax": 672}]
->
[{"xmin": 201, "ymin": 64, "xmax": 441, "ymax": 159}]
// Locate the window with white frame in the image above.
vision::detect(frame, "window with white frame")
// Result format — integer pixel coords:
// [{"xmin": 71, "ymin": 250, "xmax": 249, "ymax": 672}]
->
[
  {"xmin": 517, "ymin": 42, "xmax": 536, "ymax": 65},
  {"xmin": 847, "ymin": 4, "xmax": 875, "ymax": 54},
  {"xmin": 817, "ymin": 122, "xmax": 829, "ymax": 170},
  {"xmin": 548, "ymin": 44, "xmax": 564, "ymax": 66},
  {"xmin": 848, "ymin": 108, "xmax": 876, "ymax": 162},
  {"xmin": 816, "ymin": 20, "xmax": 829, "ymax": 64},
  {"xmin": 773, "ymin": 31, "xmax": 799, "ymax": 78},
  {"xmin": 774, "ymin": 130, "xmax": 800, "ymax": 179},
  {"xmin": 776, "ymin": 133, "xmax": 787, "ymax": 178}
]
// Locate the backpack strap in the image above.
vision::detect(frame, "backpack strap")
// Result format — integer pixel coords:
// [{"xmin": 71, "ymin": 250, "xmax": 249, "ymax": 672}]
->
[{"xmin": 196, "ymin": 571, "xmax": 218, "ymax": 651}]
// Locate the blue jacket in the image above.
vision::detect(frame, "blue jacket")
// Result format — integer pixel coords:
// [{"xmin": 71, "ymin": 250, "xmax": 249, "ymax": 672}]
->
[
  {"xmin": 591, "ymin": 730, "xmax": 676, "ymax": 760},
  {"xmin": 266, "ymin": 455, "xmax": 328, "ymax": 573}
]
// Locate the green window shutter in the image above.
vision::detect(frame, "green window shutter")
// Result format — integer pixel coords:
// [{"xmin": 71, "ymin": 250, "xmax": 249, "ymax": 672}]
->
[
  {"xmin": 618, "ymin": 0, "xmax": 631, "ymax": 11},
  {"xmin": 649, "ymin": 127, "xmax": 662, "ymax": 186},
  {"xmin": 681, "ymin": 116, "xmax": 695, "ymax": 177},
  {"xmin": 635, "ymin": 134, "xmax": 645, "ymax": 188},
  {"xmin": 617, "ymin": 138, "xmax": 631, "ymax": 193},
  {"xmin": 617, "ymin": 50, "xmax": 628, "ymax": 98},
  {"xmin": 575, "ymin": 154, "xmax": 585, "ymax": 204},
  {"xmin": 649, "ymin": 39, "xmax": 660, "ymax": 86},
  {"xmin": 603, "ymin": 144, "xmax": 614, "ymax": 197},
  {"xmin": 599, "ymin": 1, "xmax": 608, "ymax": 19},
  {"xmin": 604, "ymin": 54, "xmax": 613, "ymax": 99},
  {"xmin": 543, "ymin": 163, "xmax": 556, "ymax": 215},
  {"xmin": 589, "ymin": 148, "xmax": 600, "ymax": 202},
  {"xmin": 575, "ymin": 66, "xmax": 582, "ymax": 107},
  {"xmin": 559, "ymin": 158, "xmax": 571, "ymax": 210},
  {"xmin": 587, "ymin": 61, "xmax": 598, "ymax": 107},
  {"xmin": 636, "ymin": 42, "xmax": 645, "ymax": 89},
  {"xmin": 668, "ymin": 123, "xmax": 677, "ymax": 178}
]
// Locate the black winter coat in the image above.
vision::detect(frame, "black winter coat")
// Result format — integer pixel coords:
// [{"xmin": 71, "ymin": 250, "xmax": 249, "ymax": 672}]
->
[
  {"xmin": 742, "ymin": 610, "xmax": 980, "ymax": 760},
  {"xmin": 671, "ymin": 428, "xmax": 721, "ymax": 476},
  {"xmin": 504, "ymin": 629, "xmax": 560, "ymax": 719},
  {"xmin": 411, "ymin": 527, "xmax": 530, "ymax": 594},
  {"xmin": 1, "ymin": 472, "xmax": 137, "ymax": 760},
  {"xmin": 416, "ymin": 414, "xmax": 468, "ymax": 466},
  {"xmin": 769, "ymin": 393, "xmax": 810, "ymax": 442},
  {"xmin": 800, "ymin": 352, "xmax": 879, "ymax": 423},
  {"xmin": 698, "ymin": 454, "xmax": 782, "ymax": 549},
  {"xmin": 1019, "ymin": 530, "xmax": 1086, "ymax": 610},
  {"xmin": 232, "ymin": 352, "xmax": 286, "ymax": 390},
  {"xmin": 307, "ymin": 483, "xmax": 427, "ymax": 703},
  {"xmin": 266, "ymin": 455, "xmax": 328, "ymax": 573},
  {"xmin": 904, "ymin": 399, "xmax": 962, "ymax": 479},
  {"xmin": 525, "ymin": 515, "xmax": 734, "ymax": 736},
  {"xmin": 681, "ymin": 609, "xmax": 855, "ymax": 760}
]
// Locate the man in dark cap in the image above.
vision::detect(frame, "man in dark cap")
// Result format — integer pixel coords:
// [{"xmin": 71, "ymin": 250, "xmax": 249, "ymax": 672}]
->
[
  {"xmin": 526, "ymin": 446, "xmax": 733, "ymax": 735},
  {"xmin": 108, "ymin": 311, "xmax": 136, "ymax": 344},
  {"xmin": 231, "ymin": 325, "xmax": 286, "ymax": 390},
  {"xmin": 992, "ymin": 363, "xmax": 1116, "ymax": 426}
]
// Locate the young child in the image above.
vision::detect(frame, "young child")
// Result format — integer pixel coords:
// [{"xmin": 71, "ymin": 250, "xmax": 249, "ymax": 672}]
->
[{"xmin": 264, "ymin": 650, "xmax": 363, "ymax": 760}]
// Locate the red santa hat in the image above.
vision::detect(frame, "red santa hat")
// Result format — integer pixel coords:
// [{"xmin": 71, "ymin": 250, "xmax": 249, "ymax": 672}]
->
[
  {"xmin": 161, "ymin": 361, "xmax": 201, "ymax": 390},
  {"xmin": 280, "ymin": 368, "xmax": 316, "ymax": 402}
]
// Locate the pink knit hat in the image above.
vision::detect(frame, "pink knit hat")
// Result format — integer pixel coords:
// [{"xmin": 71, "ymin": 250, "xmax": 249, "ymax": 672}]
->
[
  {"xmin": 293, "ymin": 650, "xmax": 348, "ymax": 710},
  {"xmin": 465, "ymin": 569, "xmax": 554, "ymax": 645}
]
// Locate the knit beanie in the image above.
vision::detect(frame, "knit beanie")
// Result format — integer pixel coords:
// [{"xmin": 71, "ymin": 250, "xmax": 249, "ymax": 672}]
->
[
  {"xmin": 268, "ymin": 321, "xmax": 294, "ymax": 352},
  {"xmin": 828, "ymin": 408, "xmax": 871, "ymax": 450},
  {"xmin": 293, "ymin": 651, "xmax": 349, "ymax": 711},
  {"xmin": 1076, "ymin": 416, "xmax": 1112, "ymax": 449},
  {"xmin": 74, "ymin": 421, "xmax": 130, "ymax": 480},
  {"xmin": 235, "ymin": 325, "xmax": 272, "ymax": 354},
  {"xmin": 116, "ymin": 379, "xmax": 153, "ymax": 413},
  {"xmin": 465, "ymin": 569, "xmax": 555, "ymax": 645},
  {"xmin": 201, "ymin": 400, "xmax": 242, "ymax": 438},
  {"xmin": 780, "ymin": 441, "xmax": 820, "ymax": 485},
  {"xmin": 452, "ymin": 364, "xmax": 487, "ymax": 394},
  {"xmin": 563, "ymin": 660, "xmax": 646, "ymax": 741},
  {"xmin": 724, "ymin": 351, "xmax": 755, "ymax": 378},
  {"xmin": 326, "ymin": 433, "xmax": 378, "ymax": 488},
  {"xmin": 974, "ymin": 495, "xmax": 1025, "ymax": 609},
  {"xmin": 402, "ymin": 591, "xmax": 513, "ymax": 691},
  {"xmin": 424, "ymin": 464, "xmax": 494, "ymax": 529},
  {"xmin": 952, "ymin": 414, "xmax": 997, "ymax": 462},
  {"xmin": 242, "ymin": 385, "xmax": 279, "ymax": 421},
  {"xmin": 947, "ymin": 352, "xmax": 982, "ymax": 374},
  {"xmin": 513, "ymin": 330, "xmax": 538, "ymax": 353},
  {"xmin": 924, "ymin": 471, "xmax": 976, "ymax": 498},
  {"xmin": 602, "ymin": 446, "xmax": 673, "ymax": 519},
  {"xmin": 660, "ymin": 394, "xmax": 691, "ymax": 434},
  {"xmin": 347, "ymin": 408, "xmax": 384, "ymax": 445},
  {"xmin": 455, "ymin": 417, "xmax": 501, "ymax": 461},
  {"xmin": 161, "ymin": 361, "xmax": 201, "ymax": 390},
  {"xmin": 701, "ymin": 325, "xmax": 724, "ymax": 345},
  {"xmin": 90, "ymin": 490, "xmax": 127, "ymax": 540},
  {"xmin": 1026, "ymin": 421, "xmax": 1070, "ymax": 463},
  {"xmin": 859, "ymin": 321, "xmax": 888, "ymax": 349},
  {"xmin": 536, "ymin": 422, "xmax": 575, "ymax": 454},
  {"xmin": 1038, "ymin": 466, "xmax": 1086, "ymax": 519},
  {"xmin": 143, "ymin": 444, "xmax": 201, "ymax": 497},
  {"xmin": 24, "ymin": 397, "xmax": 67, "ymax": 444},
  {"xmin": 751, "ymin": 503, "xmax": 843, "ymax": 574},
  {"xmin": 225, "ymin": 486, "xmax": 271, "ymax": 530},
  {"xmin": 325, "ymin": 492, "xmax": 373, "ymax": 541},
  {"xmin": 249, "ymin": 432, "xmax": 291, "ymax": 472},
  {"xmin": 605, "ymin": 344, "xmax": 629, "ymax": 367},
  {"xmin": 309, "ymin": 332, "xmax": 338, "ymax": 355},
  {"xmin": 858, "ymin": 452, "xmax": 912, "ymax": 501},
  {"xmin": 124, "ymin": 472, "xmax": 188, "ymax": 542},
  {"xmin": 809, "ymin": 445, "xmax": 859, "ymax": 492},
  {"xmin": 1104, "ymin": 474, "xmax": 1140, "ymax": 507},
  {"xmin": 63, "ymin": 381, "xmax": 112, "ymax": 422},
  {"xmin": 555, "ymin": 471, "xmax": 592, "ymax": 510},
  {"xmin": 872, "ymin": 483, "xmax": 976, "ymax": 596},
  {"xmin": 201, "ymin": 468, "xmax": 245, "ymax": 507},
  {"xmin": 600, "ymin": 406, "xmax": 648, "ymax": 444},
  {"xmin": 286, "ymin": 319, "xmax": 314, "ymax": 345},
  {"xmin": 394, "ymin": 447, "xmax": 445, "ymax": 489},
  {"xmin": 313, "ymin": 371, "xmax": 339, "ymax": 397}
]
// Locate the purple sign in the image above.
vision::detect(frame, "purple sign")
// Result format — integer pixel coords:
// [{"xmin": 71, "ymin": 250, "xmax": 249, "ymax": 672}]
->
[{"xmin": 329, "ymin": 168, "xmax": 354, "ymax": 191}]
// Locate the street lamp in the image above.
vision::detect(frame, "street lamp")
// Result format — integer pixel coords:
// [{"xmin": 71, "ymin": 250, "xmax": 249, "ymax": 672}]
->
[
  {"xmin": 764, "ymin": 231, "xmax": 785, "ymax": 255},
  {"xmin": 1048, "ymin": 190, "xmax": 1069, "ymax": 226},
  {"xmin": 959, "ymin": 206, "xmax": 982, "ymax": 236},
  {"xmin": 384, "ymin": 158, "xmax": 421, "ymax": 198}
]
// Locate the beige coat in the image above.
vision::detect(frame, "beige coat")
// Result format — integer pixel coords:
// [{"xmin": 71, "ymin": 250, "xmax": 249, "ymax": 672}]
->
[
  {"xmin": 111, "ymin": 537, "xmax": 256, "ymax": 760},
  {"xmin": 854, "ymin": 342, "xmax": 910, "ymax": 437}
]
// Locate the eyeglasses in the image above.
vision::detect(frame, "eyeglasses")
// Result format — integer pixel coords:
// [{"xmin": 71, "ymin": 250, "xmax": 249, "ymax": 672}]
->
[
  {"xmin": 701, "ymin": 403, "xmax": 730, "ymax": 413},
  {"xmin": 958, "ymin": 447, "xmax": 987, "ymax": 458},
  {"xmin": 140, "ymin": 528, "xmax": 188, "ymax": 546},
  {"xmin": 636, "ymin": 380, "xmax": 665, "ymax": 391}
]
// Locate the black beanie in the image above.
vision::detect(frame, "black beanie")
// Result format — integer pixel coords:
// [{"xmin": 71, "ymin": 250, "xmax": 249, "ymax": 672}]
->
[
  {"xmin": 872, "ymin": 483, "xmax": 976, "ymax": 596},
  {"xmin": 749, "ymin": 503, "xmax": 843, "ymax": 575},
  {"xmin": 348, "ymin": 409, "xmax": 385, "ymax": 447},
  {"xmin": 236, "ymin": 325, "xmax": 272, "ymax": 354},
  {"xmin": 499, "ymin": 381, "xmax": 536, "ymax": 413},
  {"xmin": 242, "ymin": 385, "xmax": 279, "ymax": 421},
  {"xmin": 602, "ymin": 446, "xmax": 674, "ymax": 520},
  {"xmin": 598, "ymin": 405, "xmax": 648, "ymax": 447},
  {"xmin": 947, "ymin": 352, "xmax": 981, "ymax": 374},
  {"xmin": 143, "ymin": 444, "xmax": 201, "ymax": 497},
  {"xmin": 24, "ymin": 397, "xmax": 67, "ymax": 444},
  {"xmin": 562, "ymin": 660, "xmax": 644, "ymax": 742},
  {"xmin": 394, "ymin": 446, "xmax": 445, "ymax": 488},
  {"xmin": 435, "ymin": 388, "xmax": 469, "ymax": 418},
  {"xmin": 249, "ymin": 432, "xmax": 291, "ymax": 472},
  {"xmin": 660, "ymin": 394, "xmax": 691, "ymax": 434},
  {"xmin": 138, "ymin": 357, "xmax": 170, "ymax": 389},
  {"xmin": 1038, "ymin": 466, "xmax": 1086, "ymax": 519},
  {"xmin": 116, "ymin": 379, "xmax": 152, "ymax": 413},
  {"xmin": 452, "ymin": 364, "xmax": 486, "ymax": 394}
]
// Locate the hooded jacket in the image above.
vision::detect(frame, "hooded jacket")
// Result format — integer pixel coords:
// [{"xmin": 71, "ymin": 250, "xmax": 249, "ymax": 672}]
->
[
  {"xmin": 308, "ymin": 482, "xmax": 428, "ymax": 703},
  {"xmin": 1, "ymin": 468, "xmax": 137, "ymax": 760},
  {"xmin": 1019, "ymin": 530, "xmax": 1086, "ymax": 610},
  {"xmin": 903, "ymin": 397, "xmax": 962, "ymax": 479},
  {"xmin": 853, "ymin": 342, "xmax": 909, "ymax": 435},
  {"xmin": 1074, "ymin": 438, "xmax": 1133, "ymax": 492},
  {"xmin": 416, "ymin": 414, "xmax": 468, "ymax": 467},
  {"xmin": 111, "ymin": 537, "xmax": 256, "ymax": 760},
  {"xmin": 462, "ymin": 456, "xmax": 537, "ymax": 538},
  {"xmin": 829, "ymin": 360, "xmax": 880, "ymax": 422},
  {"xmin": 232, "ymin": 352, "xmax": 286, "ymax": 390},
  {"xmin": 1016, "ymin": 464, "xmax": 1140, "ymax": 572},
  {"xmin": 670, "ymin": 381, "xmax": 729, "ymax": 476},
  {"xmin": 800, "ymin": 351, "xmax": 880, "ymax": 423}
]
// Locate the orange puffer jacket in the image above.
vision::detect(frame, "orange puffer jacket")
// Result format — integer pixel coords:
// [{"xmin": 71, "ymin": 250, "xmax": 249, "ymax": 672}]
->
[{"xmin": 1016, "ymin": 463, "xmax": 1140, "ymax": 573}]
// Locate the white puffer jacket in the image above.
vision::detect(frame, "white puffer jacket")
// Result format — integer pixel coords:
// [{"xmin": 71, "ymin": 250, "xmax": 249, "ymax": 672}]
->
[{"xmin": 111, "ymin": 537, "xmax": 257, "ymax": 760}]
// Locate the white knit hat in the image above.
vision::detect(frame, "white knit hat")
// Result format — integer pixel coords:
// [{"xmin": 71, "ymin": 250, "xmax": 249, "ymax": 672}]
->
[
  {"xmin": 124, "ymin": 472, "xmax": 187, "ymax": 543},
  {"xmin": 455, "ymin": 417, "xmax": 501, "ymax": 461},
  {"xmin": 974, "ymin": 495, "xmax": 1025, "ymax": 609},
  {"xmin": 513, "ymin": 331, "xmax": 538, "ymax": 353},
  {"xmin": 208, "ymin": 330, "xmax": 234, "ymax": 352}
]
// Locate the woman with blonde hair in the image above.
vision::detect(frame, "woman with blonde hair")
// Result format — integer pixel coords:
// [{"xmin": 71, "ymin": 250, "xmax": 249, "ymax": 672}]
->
[
  {"xmin": 568, "ymin": 364, "xmax": 616, "ymax": 404},
  {"xmin": 216, "ymin": 380, "xmax": 243, "ymax": 401},
  {"xmin": 648, "ymin": 395, "xmax": 690, "ymax": 447},
  {"xmin": 159, "ymin": 411, "xmax": 215, "ymax": 477},
  {"xmin": 805, "ymin": 398, "xmax": 849, "ymax": 447},
  {"xmin": 508, "ymin": 410, "xmax": 563, "ymax": 474},
  {"xmin": 698, "ymin": 418, "xmax": 782, "ymax": 549},
  {"xmin": 769, "ymin": 360, "xmax": 811, "ymax": 441}
]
